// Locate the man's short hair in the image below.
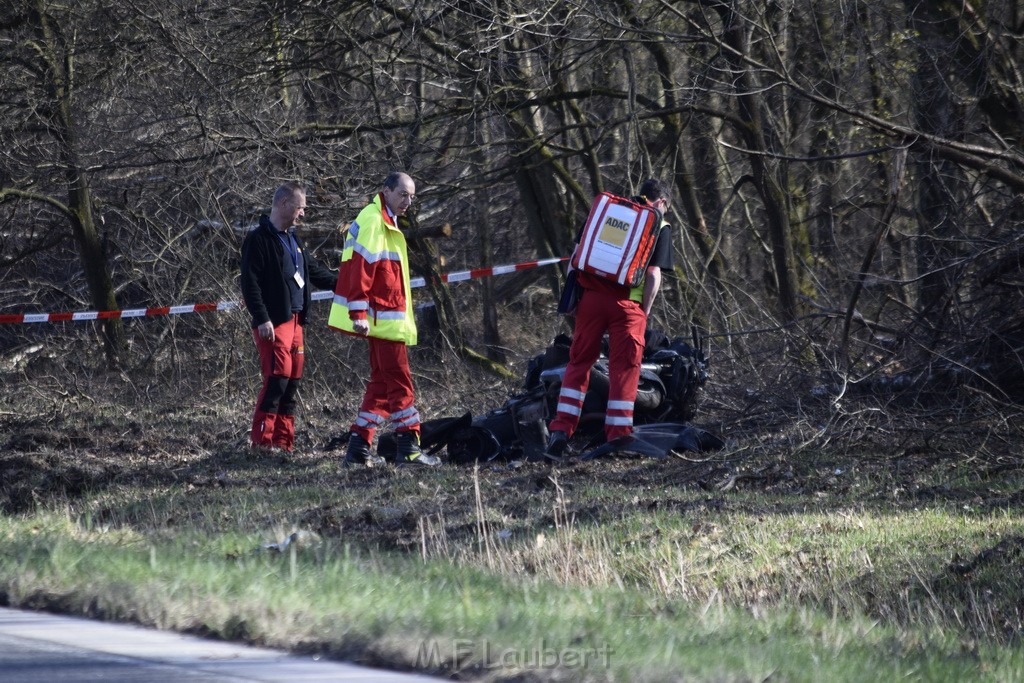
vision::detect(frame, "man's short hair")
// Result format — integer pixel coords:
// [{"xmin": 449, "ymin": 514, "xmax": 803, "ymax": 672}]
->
[
  {"xmin": 273, "ymin": 181, "xmax": 304, "ymax": 207},
  {"xmin": 383, "ymin": 172, "xmax": 407, "ymax": 190},
  {"xmin": 638, "ymin": 178, "xmax": 669, "ymax": 203}
]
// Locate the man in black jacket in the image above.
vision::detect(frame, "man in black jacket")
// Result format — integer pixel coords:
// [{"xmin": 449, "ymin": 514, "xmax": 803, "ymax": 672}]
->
[{"xmin": 241, "ymin": 182, "xmax": 337, "ymax": 453}]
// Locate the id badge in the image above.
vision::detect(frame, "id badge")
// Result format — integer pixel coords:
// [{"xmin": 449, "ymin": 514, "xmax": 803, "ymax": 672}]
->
[{"xmin": 293, "ymin": 271, "xmax": 305, "ymax": 288}]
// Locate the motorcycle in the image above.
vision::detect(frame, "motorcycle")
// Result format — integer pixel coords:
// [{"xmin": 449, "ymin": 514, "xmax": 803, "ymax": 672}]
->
[{"xmin": 422, "ymin": 326, "xmax": 720, "ymax": 463}]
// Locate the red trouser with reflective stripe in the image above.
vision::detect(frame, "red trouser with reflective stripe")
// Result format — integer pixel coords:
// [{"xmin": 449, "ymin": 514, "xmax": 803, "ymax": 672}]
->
[
  {"xmin": 548, "ymin": 287, "xmax": 646, "ymax": 442},
  {"xmin": 251, "ymin": 314, "xmax": 304, "ymax": 451},
  {"xmin": 351, "ymin": 336, "xmax": 420, "ymax": 443}
]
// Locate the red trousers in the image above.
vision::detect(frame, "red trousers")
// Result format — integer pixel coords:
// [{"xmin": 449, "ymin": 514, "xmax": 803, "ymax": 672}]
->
[
  {"xmin": 251, "ymin": 314, "xmax": 304, "ymax": 451},
  {"xmin": 548, "ymin": 287, "xmax": 646, "ymax": 442},
  {"xmin": 351, "ymin": 336, "xmax": 420, "ymax": 443}
]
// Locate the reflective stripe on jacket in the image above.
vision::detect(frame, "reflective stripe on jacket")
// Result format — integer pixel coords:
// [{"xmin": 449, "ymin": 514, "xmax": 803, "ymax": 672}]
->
[{"xmin": 328, "ymin": 194, "xmax": 417, "ymax": 345}]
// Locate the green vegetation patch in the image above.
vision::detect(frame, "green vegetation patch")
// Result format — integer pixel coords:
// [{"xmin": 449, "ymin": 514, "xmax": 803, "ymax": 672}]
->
[
  {"xmin": 0, "ymin": 511, "xmax": 1020, "ymax": 682},
  {"xmin": 2, "ymin": 459, "xmax": 1023, "ymax": 681}
]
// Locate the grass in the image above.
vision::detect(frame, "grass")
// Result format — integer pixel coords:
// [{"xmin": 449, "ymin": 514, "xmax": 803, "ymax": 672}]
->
[
  {"xmin": 2, "ymin": 336, "xmax": 1024, "ymax": 682},
  {"xmin": 2, "ymin": 506, "xmax": 1021, "ymax": 682},
  {"xmin": 2, "ymin": 424, "xmax": 1024, "ymax": 681}
]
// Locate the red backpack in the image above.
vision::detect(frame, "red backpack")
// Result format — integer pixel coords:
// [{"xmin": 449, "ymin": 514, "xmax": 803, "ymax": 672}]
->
[{"xmin": 570, "ymin": 192, "xmax": 661, "ymax": 288}]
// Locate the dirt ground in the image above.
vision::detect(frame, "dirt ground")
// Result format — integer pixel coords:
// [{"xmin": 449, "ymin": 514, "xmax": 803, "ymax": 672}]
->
[
  {"xmin": 3, "ymin": 359, "xmax": 1024, "ymax": 659},
  {"xmin": 3, "ymin": 387, "xmax": 1021, "ymax": 541},
  {"xmin": 3, "ymin": 314, "xmax": 1024, "ymax": 657}
]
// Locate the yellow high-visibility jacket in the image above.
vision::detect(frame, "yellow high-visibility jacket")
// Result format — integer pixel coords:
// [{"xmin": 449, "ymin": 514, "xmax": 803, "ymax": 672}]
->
[{"xmin": 328, "ymin": 194, "xmax": 416, "ymax": 345}]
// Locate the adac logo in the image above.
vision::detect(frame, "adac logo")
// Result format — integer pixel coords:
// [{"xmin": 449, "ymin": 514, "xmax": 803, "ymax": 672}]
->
[
  {"xmin": 603, "ymin": 216, "xmax": 630, "ymax": 232},
  {"xmin": 596, "ymin": 214, "xmax": 631, "ymax": 248}
]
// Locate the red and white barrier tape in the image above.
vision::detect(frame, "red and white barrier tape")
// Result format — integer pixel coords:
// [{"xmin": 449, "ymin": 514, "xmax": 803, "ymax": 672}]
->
[
  {"xmin": 407, "ymin": 255, "xmax": 566, "ymax": 289},
  {"xmin": 0, "ymin": 256, "xmax": 568, "ymax": 324}
]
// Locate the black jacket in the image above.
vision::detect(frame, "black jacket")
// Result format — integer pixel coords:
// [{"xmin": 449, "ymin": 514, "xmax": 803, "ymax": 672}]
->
[{"xmin": 240, "ymin": 215, "xmax": 337, "ymax": 328}]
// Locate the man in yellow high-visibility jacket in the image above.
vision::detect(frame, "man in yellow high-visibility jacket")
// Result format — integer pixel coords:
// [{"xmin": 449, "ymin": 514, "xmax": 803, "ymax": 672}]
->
[{"xmin": 328, "ymin": 172, "xmax": 440, "ymax": 467}]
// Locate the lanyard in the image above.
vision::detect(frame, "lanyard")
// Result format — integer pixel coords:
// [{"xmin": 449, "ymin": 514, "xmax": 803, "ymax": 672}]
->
[{"xmin": 276, "ymin": 230, "xmax": 300, "ymax": 270}]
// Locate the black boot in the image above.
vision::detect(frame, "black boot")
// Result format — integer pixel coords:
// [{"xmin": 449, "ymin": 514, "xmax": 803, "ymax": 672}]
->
[
  {"xmin": 343, "ymin": 432, "xmax": 384, "ymax": 467},
  {"xmin": 397, "ymin": 432, "xmax": 440, "ymax": 467},
  {"xmin": 544, "ymin": 430, "xmax": 568, "ymax": 462}
]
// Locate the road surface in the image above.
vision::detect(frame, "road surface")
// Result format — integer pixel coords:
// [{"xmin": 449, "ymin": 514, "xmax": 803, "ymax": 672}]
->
[{"xmin": 0, "ymin": 607, "xmax": 441, "ymax": 682}]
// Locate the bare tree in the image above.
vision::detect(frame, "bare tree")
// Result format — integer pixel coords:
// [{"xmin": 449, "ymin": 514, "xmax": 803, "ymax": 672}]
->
[
  {"xmin": 1, "ymin": 1, "xmax": 130, "ymax": 364},
  {"xmin": 3, "ymin": 0, "xmax": 1023, "ymax": 404}
]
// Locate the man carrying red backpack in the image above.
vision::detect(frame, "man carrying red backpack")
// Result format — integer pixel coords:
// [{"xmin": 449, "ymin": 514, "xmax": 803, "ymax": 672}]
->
[{"xmin": 545, "ymin": 178, "xmax": 675, "ymax": 460}]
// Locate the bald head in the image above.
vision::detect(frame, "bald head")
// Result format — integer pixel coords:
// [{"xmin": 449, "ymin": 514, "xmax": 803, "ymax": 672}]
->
[{"xmin": 382, "ymin": 172, "xmax": 416, "ymax": 216}]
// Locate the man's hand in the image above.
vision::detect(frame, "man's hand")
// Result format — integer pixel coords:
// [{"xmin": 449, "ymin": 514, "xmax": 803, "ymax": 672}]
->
[
  {"xmin": 257, "ymin": 321, "xmax": 275, "ymax": 342},
  {"xmin": 352, "ymin": 319, "xmax": 370, "ymax": 336}
]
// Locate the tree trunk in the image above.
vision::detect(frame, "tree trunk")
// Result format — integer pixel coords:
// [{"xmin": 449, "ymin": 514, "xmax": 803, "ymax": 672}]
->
[
  {"xmin": 907, "ymin": 4, "xmax": 968, "ymax": 329},
  {"xmin": 401, "ymin": 211, "xmax": 464, "ymax": 352},
  {"xmin": 475, "ymin": 114, "xmax": 505, "ymax": 363},
  {"xmin": 716, "ymin": 1, "xmax": 800, "ymax": 323},
  {"xmin": 39, "ymin": 5, "xmax": 127, "ymax": 366}
]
